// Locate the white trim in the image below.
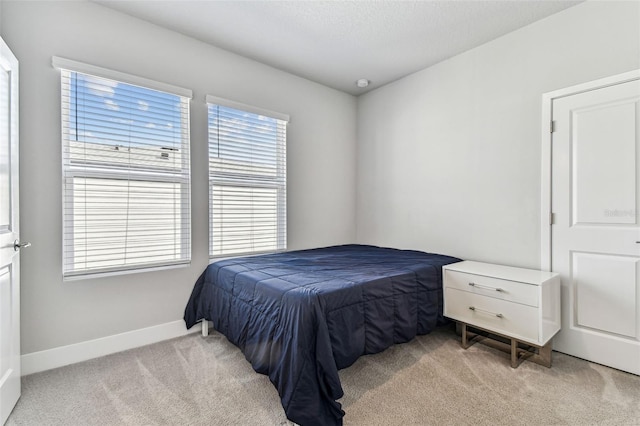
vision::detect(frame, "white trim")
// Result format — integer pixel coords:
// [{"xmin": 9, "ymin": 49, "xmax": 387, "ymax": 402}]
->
[
  {"xmin": 206, "ymin": 94, "xmax": 290, "ymax": 123},
  {"xmin": 52, "ymin": 56, "xmax": 193, "ymax": 99},
  {"xmin": 21, "ymin": 320, "xmax": 197, "ymax": 376},
  {"xmin": 543, "ymin": 70, "xmax": 640, "ymax": 101},
  {"xmin": 540, "ymin": 69, "xmax": 640, "ymax": 272},
  {"xmin": 63, "ymin": 261, "xmax": 190, "ymax": 281},
  {"xmin": 540, "ymin": 93, "xmax": 553, "ymax": 272}
]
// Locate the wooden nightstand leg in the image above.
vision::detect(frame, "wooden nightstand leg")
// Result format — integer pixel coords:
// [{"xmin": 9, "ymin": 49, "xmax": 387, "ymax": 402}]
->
[
  {"xmin": 537, "ymin": 340, "xmax": 552, "ymax": 368},
  {"xmin": 461, "ymin": 323, "xmax": 469, "ymax": 349},
  {"xmin": 457, "ymin": 321, "xmax": 553, "ymax": 368},
  {"xmin": 461, "ymin": 323, "xmax": 480, "ymax": 349},
  {"xmin": 512, "ymin": 340, "xmax": 553, "ymax": 368},
  {"xmin": 510, "ymin": 338, "xmax": 518, "ymax": 368}
]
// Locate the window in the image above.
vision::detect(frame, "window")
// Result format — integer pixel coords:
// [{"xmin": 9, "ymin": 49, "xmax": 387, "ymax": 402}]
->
[
  {"xmin": 56, "ymin": 58, "xmax": 191, "ymax": 277},
  {"xmin": 207, "ymin": 96, "xmax": 288, "ymax": 257}
]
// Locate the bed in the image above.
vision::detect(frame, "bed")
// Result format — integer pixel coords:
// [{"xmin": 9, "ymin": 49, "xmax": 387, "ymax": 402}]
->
[{"xmin": 184, "ymin": 244, "xmax": 460, "ymax": 426}]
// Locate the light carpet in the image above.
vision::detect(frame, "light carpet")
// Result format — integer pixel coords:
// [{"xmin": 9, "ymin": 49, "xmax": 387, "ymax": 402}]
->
[{"xmin": 7, "ymin": 326, "xmax": 640, "ymax": 425}]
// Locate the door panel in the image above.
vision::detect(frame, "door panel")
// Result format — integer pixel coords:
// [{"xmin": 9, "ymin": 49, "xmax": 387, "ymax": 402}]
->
[
  {"xmin": 573, "ymin": 252, "xmax": 637, "ymax": 338},
  {"xmin": 0, "ymin": 37, "xmax": 20, "ymax": 425},
  {"xmin": 0, "ymin": 266, "xmax": 17, "ymax": 391},
  {"xmin": 0, "ymin": 67, "xmax": 10, "ymax": 230},
  {"xmin": 572, "ymin": 101, "xmax": 636, "ymax": 225},
  {"xmin": 552, "ymin": 78, "xmax": 640, "ymax": 375}
]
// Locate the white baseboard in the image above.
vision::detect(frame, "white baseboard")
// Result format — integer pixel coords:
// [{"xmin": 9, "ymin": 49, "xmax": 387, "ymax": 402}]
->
[{"xmin": 21, "ymin": 320, "xmax": 197, "ymax": 376}]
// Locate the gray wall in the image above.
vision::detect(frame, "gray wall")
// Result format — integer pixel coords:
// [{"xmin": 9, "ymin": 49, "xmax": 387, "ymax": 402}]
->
[
  {"xmin": 5, "ymin": 0, "xmax": 640, "ymax": 357},
  {"xmin": 2, "ymin": 1, "xmax": 357, "ymax": 354},
  {"xmin": 356, "ymin": 1, "xmax": 640, "ymax": 269}
]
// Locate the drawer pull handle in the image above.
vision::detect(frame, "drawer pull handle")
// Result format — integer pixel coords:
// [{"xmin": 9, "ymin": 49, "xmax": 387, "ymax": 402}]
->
[
  {"xmin": 469, "ymin": 282, "xmax": 504, "ymax": 292},
  {"xmin": 469, "ymin": 306, "xmax": 504, "ymax": 318}
]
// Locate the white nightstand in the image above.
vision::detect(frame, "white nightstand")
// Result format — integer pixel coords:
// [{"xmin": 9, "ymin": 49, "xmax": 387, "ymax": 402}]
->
[{"xmin": 443, "ymin": 261, "xmax": 561, "ymax": 368}]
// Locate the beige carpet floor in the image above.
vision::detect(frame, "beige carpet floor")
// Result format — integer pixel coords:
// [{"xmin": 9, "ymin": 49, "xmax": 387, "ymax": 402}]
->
[{"xmin": 7, "ymin": 326, "xmax": 640, "ymax": 425}]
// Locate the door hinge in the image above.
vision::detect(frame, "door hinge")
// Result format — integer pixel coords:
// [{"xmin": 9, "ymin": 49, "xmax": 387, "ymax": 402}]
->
[
  {"xmin": 550, "ymin": 121, "xmax": 556, "ymax": 133},
  {"xmin": 549, "ymin": 212, "xmax": 555, "ymax": 225}
]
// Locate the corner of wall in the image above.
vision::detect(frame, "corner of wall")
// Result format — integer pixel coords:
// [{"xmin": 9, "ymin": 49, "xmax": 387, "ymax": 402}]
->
[{"xmin": 0, "ymin": 0, "xmax": 4, "ymax": 38}]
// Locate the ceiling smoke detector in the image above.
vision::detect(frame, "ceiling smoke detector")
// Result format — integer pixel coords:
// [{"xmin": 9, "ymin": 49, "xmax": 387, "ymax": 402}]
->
[{"xmin": 356, "ymin": 79, "xmax": 369, "ymax": 88}]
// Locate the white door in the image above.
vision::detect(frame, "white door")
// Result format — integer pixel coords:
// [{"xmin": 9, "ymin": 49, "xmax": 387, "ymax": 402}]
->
[
  {"xmin": 0, "ymin": 37, "xmax": 22, "ymax": 424},
  {"xmin": 551, "ymin": 76, "xmax": 640, "ymax": 375}
]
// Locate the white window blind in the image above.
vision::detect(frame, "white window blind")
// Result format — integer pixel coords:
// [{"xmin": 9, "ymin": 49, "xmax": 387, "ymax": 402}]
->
[
  {"xmin": 207, "ymin": 97, "xmax": 288, "ymax": 257},
  {"xmin": 59, "ymin": 64, "xmax": 191, "ymax": 277}
]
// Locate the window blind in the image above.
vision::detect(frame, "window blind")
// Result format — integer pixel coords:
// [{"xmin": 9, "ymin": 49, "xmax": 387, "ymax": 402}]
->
[
  {"xmin": 59, "ymin": 67, "xmax": 191, "ymax": 277},
  {"xmin": 207, "ymin": 99, "xmax": 287, "ymax": 257}
]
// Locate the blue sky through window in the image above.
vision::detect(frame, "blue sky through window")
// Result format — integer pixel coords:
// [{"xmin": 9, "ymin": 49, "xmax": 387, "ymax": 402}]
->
[
  {"xmin": 208, "ymin": 104, "xmax": 280, "ymax": 167},
  {"xmin": 69, "ymin": 72, "xmax": 183, "ymax": 149}
]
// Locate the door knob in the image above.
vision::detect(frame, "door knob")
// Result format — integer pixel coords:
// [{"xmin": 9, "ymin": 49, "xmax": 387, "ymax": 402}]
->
[{"xmin": 13, "ymin": 240, "xmax": 31, "ymax": 251}]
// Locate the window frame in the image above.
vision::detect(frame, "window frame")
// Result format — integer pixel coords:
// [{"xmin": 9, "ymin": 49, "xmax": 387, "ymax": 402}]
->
[
  {"xmin": 206, "ymin": 95, "xmax": 288, "ymax": 258},
  {"xmin": 55, "ymin": 57, "xmax": 192, "ymax": 278}
]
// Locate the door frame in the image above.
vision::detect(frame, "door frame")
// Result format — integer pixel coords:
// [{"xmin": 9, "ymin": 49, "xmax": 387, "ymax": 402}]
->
[
  {"xmin": 0, "ymin": 35, "xmax": 20, "ymax": 424},
  {"xmin": 540, "ymin": 69, "xmax": 640, "ymax": 271}
]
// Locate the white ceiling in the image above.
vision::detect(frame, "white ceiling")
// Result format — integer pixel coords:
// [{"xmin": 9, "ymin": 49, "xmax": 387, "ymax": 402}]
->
[{"xmin": 95, "ymin": 0, "xmax": 583, "ymax": 95}]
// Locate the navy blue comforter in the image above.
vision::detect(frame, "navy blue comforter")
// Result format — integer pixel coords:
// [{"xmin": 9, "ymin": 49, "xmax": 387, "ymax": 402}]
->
[{"xmin": 184, "ymin": 245, "xmax": 460, "ymax": 425}]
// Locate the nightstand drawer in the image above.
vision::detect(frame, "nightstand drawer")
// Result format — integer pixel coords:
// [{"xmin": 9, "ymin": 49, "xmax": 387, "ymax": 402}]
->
[
  {"xmin": 444, "ymin": 269, "xmax": 538, "ymax": 307},
  {"xmin": 444, "ymin": 288, "xmax": 538, "ymax": 343}
]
